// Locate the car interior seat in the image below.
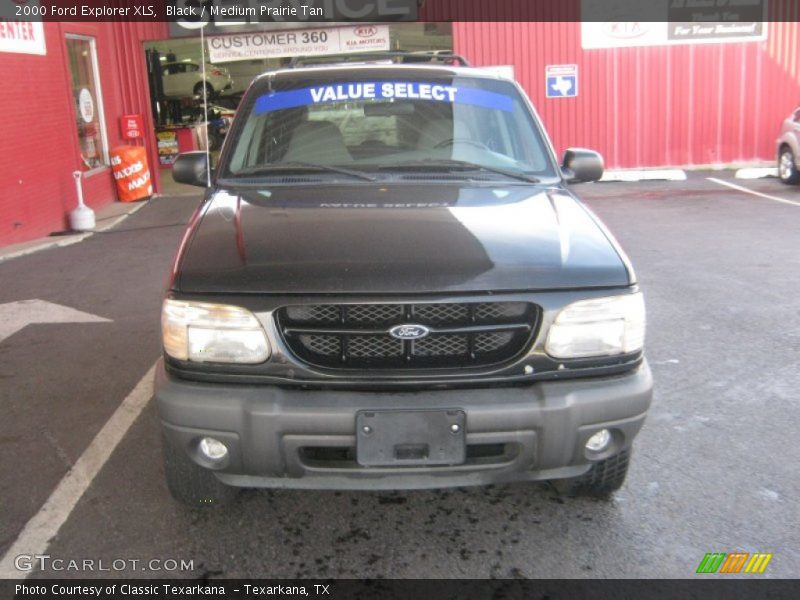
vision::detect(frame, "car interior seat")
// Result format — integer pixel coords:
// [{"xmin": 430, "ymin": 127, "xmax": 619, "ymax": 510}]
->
[
  {"xmin": 283, "ymin": 120, "xmax": 353, "ymax": 164},
  {"xmin": 416, "ymin": 118, "xmax": 476, "ymax": 150}
]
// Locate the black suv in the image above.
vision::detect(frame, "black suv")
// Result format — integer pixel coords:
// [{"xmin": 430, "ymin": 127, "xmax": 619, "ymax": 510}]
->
[{"xmin": 159, "ymin": 61, "xmax": 653, "ymax": 506}]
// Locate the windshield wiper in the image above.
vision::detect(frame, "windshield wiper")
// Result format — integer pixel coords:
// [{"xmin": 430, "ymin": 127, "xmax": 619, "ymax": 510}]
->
[
  {"xmin": 386, "ymin": 160, "xmax": 541, "ymax": 184},
  {"xmin": 233, "ymin": 161, "xmax": 377, "ymax": 182}
]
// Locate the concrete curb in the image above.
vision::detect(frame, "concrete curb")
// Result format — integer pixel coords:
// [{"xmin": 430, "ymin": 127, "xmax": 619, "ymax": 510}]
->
[
  {"xmin": 0, "ymin": 233, "xmax": 93, "ymax": 263},
  {"xmin": 0, "ymin": 201, "xmax": 148, "ymax": 264}
]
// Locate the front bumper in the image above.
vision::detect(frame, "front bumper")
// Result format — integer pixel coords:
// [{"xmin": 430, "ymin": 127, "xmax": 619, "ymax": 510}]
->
[{"xmin": 155, "ymin": 360, "xmax": 653, "ymax": 490}]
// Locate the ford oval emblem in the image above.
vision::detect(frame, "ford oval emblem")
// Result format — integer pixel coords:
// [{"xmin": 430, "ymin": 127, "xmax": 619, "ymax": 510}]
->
[{"xmin": 389, "ymin": 324, "xmax": 431, "ymax": 340}]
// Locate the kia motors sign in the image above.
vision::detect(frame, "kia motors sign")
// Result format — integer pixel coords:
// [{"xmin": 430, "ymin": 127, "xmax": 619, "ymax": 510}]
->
[
  {"xmin": 582, "ymin": 21, "xmax": 767, "ymax": 49},
  {"xmin": 206, "ymin": 24, "xmax": 390, "ymax": 62},
  {"xmin": 581, "ymin": 0, "xmax": 768, "ymax": 49},
  {"xmin": 339, "ymin": 24, "xmax": 390, "ymax": 53}
]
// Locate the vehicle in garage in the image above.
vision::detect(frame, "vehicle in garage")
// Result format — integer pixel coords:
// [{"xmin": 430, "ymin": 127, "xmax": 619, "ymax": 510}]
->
[
  {"xmin": 161, "ymin": 61, "xmax": 233, "ymax": 99},
  {"xmin": 157, "ymin": 56, "xmax": 653, "ymax": 506},
  {"xmin": 777, "ymin": 106, "xmax": 800, "ymax": 185}
]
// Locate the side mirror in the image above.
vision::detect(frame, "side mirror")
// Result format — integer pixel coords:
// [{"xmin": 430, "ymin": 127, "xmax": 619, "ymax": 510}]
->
[
  {"xmin": 172, "ymin": 152, "xmax": 210, "ymax": 187},
  {"xmin": 561, "ymin": 148, "xmax": 604, "ymax": 183}
]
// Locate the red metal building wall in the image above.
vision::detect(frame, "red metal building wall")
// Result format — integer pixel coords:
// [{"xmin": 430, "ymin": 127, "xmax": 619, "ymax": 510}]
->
[
  {"xmin": 0, "ymin": 21, "xmax": 167, "ymax": 246},
  {"xmin": 424, "ymin": 15, "xmax": 800, "ymax": 169},
  {"xmin": 136, "ymin": 5, "xmax": 800, "ymax": 173}
]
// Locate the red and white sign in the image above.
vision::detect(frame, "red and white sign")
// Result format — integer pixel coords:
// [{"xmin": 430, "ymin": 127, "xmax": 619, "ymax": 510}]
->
[
  {"xmin": 0, "ymin": 17, "xmax": 46, "ymax": 56},
  {"xmin": 339, "ymin": 25, "xmax": 391, "ymax": 53},
  {"xmin": 207, "ymin": 24, "xmax": 390, "ymax": 63},
  {"xmin": 78, "ymin": 89, "xmax": 95, "ymax": 123},
  {"xmin": 120, "ymin": 114, "xmax": 144, "ymax": 140}
]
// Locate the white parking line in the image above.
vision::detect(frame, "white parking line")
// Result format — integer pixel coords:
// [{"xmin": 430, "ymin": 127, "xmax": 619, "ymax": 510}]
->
[
  {"xmin": 602, "ymin": 169, "xmax": 687, "ymax": 182},
  {"xmin": 734, "ymin": 167, "xmax": 778, "ymax": 180},
  {"xmin": 0, "ymin": 362, "xmax": 158, "ymax": 579},
  {"xmin": 707, "ymin": 177, "xmax": 800, "ymax": 207}
]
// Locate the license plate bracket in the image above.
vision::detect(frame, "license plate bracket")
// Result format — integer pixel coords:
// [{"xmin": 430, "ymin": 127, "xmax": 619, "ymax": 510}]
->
[{"xmin": 356, "ymin": 409, "xmax": 466, "ymax": 467}]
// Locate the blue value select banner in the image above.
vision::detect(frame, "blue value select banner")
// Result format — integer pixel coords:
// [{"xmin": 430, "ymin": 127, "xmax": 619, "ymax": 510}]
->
[{"xmin": 254, "ymin": 81, "xmax": 515, "ymax": 115}]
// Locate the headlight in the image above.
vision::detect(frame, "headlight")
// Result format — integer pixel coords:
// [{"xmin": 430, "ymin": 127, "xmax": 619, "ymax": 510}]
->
[
  {"xmin": 545, "ymin": 293, "xmax": 645, "ymax": 359},
  {"xmin": 161, "ymin": 299, "xmax": 270, "ymax": 364}
]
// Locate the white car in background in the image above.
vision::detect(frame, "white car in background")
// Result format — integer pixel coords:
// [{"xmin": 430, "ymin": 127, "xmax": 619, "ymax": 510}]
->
[
  {"xmin": 161, "ymin": 62, "xmax": 233, "ymax": 99},
  {"xmin": 777, "ymin": 106, "xmax": 800, "ymax": 185},
  {"xmin": 224, "ymin": 59, "xmax": 276, "ymax": 94}
]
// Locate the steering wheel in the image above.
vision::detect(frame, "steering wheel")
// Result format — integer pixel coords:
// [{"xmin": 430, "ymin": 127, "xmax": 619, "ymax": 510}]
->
[{"xmin": 434, "ymin": 137, "xmax": 491, "ymax": 150}]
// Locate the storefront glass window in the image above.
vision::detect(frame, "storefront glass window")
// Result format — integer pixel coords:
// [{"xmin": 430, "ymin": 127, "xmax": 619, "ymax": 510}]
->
[{"xmin": 66, "ymin": 36, "xmax": 108, "ymax": 170}]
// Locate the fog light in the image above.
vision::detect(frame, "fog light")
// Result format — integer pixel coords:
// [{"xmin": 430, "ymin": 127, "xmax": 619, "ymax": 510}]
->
[
  {"xmin": 199, "ymin": 437, "xmax": 228, "ymax": 461},
  {"xmin": 585, "ymin": 429, "xmax": 611, "ymax": 452}
]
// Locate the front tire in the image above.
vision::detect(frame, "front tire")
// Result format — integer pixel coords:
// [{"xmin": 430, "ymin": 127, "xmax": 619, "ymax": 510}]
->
[
  {"xmin": 161, "ymin": 432, "xmax": 238, "ymax": 507},
  {"xmin": 778, "ymin": 146, "xmax": 800, "ymax": 184},
  {"xmin": 553, "ymin": 448, "xmax": 632, "ymax": 498},
  {"xmin": 193, "ymin": 81, "xmax": 214, "ymax": 99},
  {"xmin": 206, "ymin": 127, "xmax": 223, "ymax": 152}
]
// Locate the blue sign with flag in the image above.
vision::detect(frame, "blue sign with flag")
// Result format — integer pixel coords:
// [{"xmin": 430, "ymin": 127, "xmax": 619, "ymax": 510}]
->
[{"xmin": 546, "ymin": 65, "xmax": 578, "ymax": 98}]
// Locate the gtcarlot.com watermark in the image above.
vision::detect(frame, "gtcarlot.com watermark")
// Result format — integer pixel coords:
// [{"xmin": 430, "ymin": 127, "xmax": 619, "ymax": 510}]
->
[{"xmin": 15, "ymin": 554, "xmax": 193, "ymax": 572}]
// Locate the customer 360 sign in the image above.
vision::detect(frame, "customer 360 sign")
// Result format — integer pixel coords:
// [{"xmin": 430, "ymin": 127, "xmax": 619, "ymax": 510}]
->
[{"xmin": 206, "ymin": 24, "xmax": 390, "ymax": 63}]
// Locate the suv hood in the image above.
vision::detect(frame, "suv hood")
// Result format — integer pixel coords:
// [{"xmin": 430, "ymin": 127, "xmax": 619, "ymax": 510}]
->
[{"xmin": 176, "ymin": 183, "xmax": 631, "ymax": 294}]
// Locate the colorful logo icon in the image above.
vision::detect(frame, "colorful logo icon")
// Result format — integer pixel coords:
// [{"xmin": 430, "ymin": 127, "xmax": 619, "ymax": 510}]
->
[{"xmin": 696, "ymin": 552, "xmax": 773, "ymax": 574}]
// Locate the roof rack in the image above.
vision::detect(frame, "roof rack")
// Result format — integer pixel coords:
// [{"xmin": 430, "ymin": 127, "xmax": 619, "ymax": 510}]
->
[{"xmin": 287, "ymin": 51, "xmax": 471, "ymax": 69}]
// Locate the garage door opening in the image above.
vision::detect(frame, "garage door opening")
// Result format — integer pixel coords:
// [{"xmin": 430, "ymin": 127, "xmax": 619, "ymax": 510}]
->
[{"xmin": 143, "ymin": 23, "xmax": 453, "ymax": 196}]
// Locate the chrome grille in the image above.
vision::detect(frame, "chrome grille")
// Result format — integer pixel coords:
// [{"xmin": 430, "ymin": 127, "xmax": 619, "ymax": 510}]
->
[{"xmin": 277, "ymin": 301, "xmax": 540, "ymax": 370}]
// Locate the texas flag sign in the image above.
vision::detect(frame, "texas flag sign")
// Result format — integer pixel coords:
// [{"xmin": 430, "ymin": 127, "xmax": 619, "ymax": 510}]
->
[{"xmin": 546, "ymin": 64, "xmax": 578, "ymax": 98}]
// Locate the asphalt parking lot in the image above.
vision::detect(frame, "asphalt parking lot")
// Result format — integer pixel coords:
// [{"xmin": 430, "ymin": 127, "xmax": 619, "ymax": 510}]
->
[{"xmin": 0, "ymin": 171, "xmax": 798, "ymax": 579}]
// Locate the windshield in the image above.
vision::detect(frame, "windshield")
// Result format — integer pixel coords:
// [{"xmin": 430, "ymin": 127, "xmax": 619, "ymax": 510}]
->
[{"xmin": 223, "ymin": 73, "xmax": 558, "ymax": 181}]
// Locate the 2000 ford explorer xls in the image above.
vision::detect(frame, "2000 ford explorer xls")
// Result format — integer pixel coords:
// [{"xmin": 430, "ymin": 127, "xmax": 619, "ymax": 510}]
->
[{"xmin": 158, "ymin": 60, "xmax": 653, "ymax": 506}]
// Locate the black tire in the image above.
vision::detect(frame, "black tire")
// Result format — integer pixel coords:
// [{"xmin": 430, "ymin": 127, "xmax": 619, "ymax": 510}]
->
[
  {"xmin": 553, "ymin": 448, "xmax": 631, "ymax": 498},
  {"xmin": 778, "ymin": 146, "xmax": 800, "ymax": 185},
  {"xmin": 206, "ymin": 128, "xmax": 223, "ymax": 152},
  {"xmin": 193, "ymin": 81, "xmax": 214, "ymax": 99},
  {"xmin": 161, "ymin": 433, "xmax": 238, "ymax": 507}
]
